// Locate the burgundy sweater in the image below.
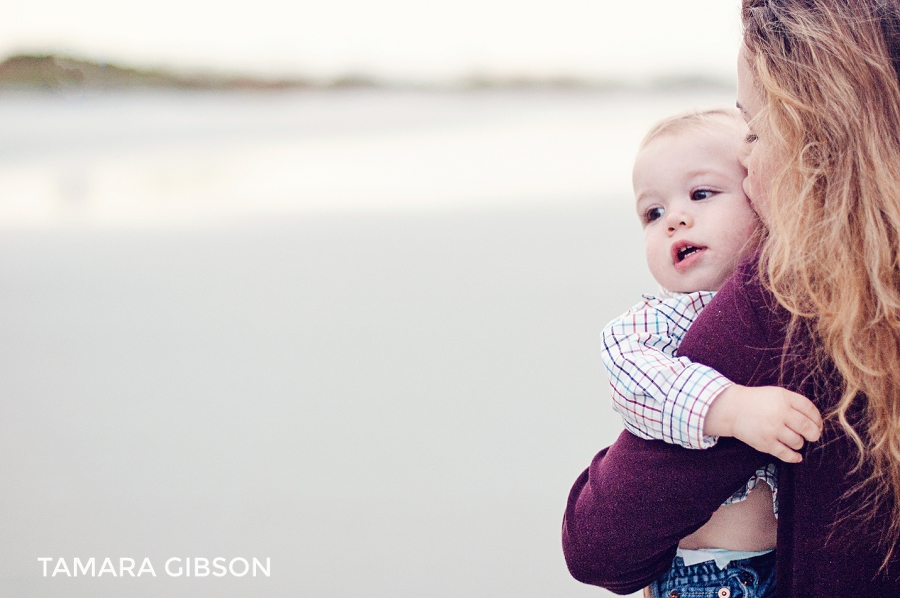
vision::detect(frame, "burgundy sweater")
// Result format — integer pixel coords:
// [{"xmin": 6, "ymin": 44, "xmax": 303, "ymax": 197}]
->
[{"xmin": 562, "ymin": 257, "xmax": 900, "ymax": 596}]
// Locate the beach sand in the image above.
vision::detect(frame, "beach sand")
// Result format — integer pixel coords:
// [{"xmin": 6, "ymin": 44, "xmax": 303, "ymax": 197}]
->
[
  {"xmin": 0, "ymin": 201, "xmax": 650, "ymax": 597},
  {"xmin": 0, "ymin": 86, "xmax": 741, "ymax": 596}
]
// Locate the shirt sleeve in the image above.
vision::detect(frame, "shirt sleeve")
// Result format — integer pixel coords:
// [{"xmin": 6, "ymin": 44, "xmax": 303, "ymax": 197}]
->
[{"xmin": 601, "ymin": 291, "xmax": 733, "ymax": 449}]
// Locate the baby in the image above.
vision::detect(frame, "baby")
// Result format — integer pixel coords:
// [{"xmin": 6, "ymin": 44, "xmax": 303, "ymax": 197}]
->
[{"xmin": 600, "ymin": 109, "xmax": 823, "ymax": 598}]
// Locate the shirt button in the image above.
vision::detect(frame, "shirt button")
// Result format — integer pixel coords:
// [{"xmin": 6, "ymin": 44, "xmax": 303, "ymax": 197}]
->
[{"xmin": 717, "ymin": 589, "xmax": 731, "ymax": 598}]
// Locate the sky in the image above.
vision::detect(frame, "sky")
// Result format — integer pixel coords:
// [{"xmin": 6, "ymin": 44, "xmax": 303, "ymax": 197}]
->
[{"xmin": 2, "ymin": 0, "xmax": 744, "ymax": 83}]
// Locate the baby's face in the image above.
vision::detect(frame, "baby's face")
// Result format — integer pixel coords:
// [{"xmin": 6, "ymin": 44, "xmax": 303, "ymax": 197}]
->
[{"xmin": 633, "ymin": 127, "xmax": 759, "ymax": 293}]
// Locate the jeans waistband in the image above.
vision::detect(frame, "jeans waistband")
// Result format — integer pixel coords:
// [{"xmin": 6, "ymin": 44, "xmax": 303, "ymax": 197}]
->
[
  {"xmin": 650, "ymin": 550, "xmax": 777, "ymax": 598},
  {"xmin": 677, "ymin": 548, "xmax": 774, "ymax": 569}
]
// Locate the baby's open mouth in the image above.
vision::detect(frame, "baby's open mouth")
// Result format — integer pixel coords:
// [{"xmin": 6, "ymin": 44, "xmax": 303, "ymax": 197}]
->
[
  {"xmin": 677, "ymin": 245, "xmax": 701, "ymax": 262},
  {"xmin": 671, "ymin": 241, "xmax": 707, "ymax": 267}
]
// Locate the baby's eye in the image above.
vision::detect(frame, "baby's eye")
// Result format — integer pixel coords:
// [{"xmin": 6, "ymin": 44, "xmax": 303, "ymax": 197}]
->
[
  {"xmin": 645, "ymin": 207, "xmax": 664, "ymax": 223},
  {"xmin": 691, "ymin": 189, "xmax": 715, "ymax": 201},
  {"xmin": 745, "ymin": 133, "xmax": 758, "ymax": 144}
]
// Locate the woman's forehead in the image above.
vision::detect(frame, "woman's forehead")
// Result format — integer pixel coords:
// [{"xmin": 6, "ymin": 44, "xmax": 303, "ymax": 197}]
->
[{"xmin": 736, "ymin": 47, "xmax": 764, "ymax": 120}]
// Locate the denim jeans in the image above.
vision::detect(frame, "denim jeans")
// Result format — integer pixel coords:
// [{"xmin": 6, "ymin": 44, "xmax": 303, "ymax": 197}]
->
[{"xmin": 648, "ymin": 550, "xmax": 776, "ymax": 598}]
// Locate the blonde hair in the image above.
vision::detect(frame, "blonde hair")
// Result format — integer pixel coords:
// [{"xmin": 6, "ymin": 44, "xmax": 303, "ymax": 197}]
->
[
  {"xmin": 639, "ymin": 108, "xmax": 745, "ymax": 150},
  {"xmin": 743, "ymin": 0, "xmax": 900, "ymax": 560}
]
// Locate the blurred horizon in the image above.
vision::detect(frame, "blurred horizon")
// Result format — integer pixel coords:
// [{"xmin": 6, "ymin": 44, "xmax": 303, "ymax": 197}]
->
[
  {"xmin": 3, "ymin": 0, "xmax": 743, "ymax": 84},
  {"xmin": 0, "ymin": 52, "xmax": 738, "ymax": 92}
]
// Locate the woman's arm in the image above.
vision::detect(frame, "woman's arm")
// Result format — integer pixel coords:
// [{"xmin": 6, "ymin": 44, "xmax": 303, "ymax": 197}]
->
[
  {"xmin": 563, "ymin": 256, "xmax": 784, "ymax": 592},
  {"xmin": 562, "ymin": 432, "xmax": 768, "ymax": 593}
]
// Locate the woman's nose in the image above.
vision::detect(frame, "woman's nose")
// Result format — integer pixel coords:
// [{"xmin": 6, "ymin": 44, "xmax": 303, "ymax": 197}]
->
[{"xmin": 738, "ymin": 139, "xmax": 751, "ymax": 170}]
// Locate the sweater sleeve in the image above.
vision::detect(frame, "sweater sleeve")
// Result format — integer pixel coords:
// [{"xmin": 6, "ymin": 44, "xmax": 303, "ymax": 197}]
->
[
  {"xmin": 563, "ymin": 257, "xmax": 780, "ymax": 592},
  {"xmin": 562, "ymin": 433, "xmax": 769, "ymax": 593}
]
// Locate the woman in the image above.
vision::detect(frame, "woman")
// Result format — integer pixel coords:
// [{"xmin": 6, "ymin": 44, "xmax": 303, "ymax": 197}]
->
[{"xmin": 563, "ymin": 1, "xmax": 900, "ymax": 595}]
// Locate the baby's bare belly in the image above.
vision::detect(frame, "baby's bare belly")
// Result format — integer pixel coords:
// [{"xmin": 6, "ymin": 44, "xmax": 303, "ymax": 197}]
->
[{"xmin": 678, "ymin": 484, "xmax": 777, "ymax": 551}]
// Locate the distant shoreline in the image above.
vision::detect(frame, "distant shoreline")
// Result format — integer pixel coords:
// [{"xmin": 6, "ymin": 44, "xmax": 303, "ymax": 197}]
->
[{"xmin": 0, "ymin": 53, "xmax": 735, "ymax": 93}]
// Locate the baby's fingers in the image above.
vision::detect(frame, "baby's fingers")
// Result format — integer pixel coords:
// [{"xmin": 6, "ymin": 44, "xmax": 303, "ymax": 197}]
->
[
  {"xmin": 769, "ymin": 441, "xmax": 803, "ymax": 464},
  {"xmin": 787, "ymin": 392, "xmax": 823, "ymax": 430},
  {"xmin": 786, "ymin": 407, "xmax": 822, "ymax": 443},
  {"xmin": 778, "ymin": 426, "xmax": 805, "ymax": 452}
]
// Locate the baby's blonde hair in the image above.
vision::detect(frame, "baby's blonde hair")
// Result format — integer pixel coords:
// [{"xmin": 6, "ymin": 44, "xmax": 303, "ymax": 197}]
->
[{"xmin": 639, "ymin": 108, "xmax": 746, "ymax": 150}]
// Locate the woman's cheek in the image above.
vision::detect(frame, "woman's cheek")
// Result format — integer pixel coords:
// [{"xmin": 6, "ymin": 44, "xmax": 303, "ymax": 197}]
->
[{"xmin": 746, "ymin": 176, "xmax": 769, "ymax": 222}]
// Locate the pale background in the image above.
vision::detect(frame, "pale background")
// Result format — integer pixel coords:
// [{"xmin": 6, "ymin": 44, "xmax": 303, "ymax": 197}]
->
[
  {"xmin": 3, "ymin": 0, "xmax": 742, "ymax": 83},
  {"xmin": 0, "ymin": 2, "xmax": 742, "ymax": 596}
]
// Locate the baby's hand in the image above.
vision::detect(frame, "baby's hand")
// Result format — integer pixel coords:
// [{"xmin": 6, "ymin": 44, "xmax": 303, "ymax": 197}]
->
[{"xmin": 704, "ymin": 385, "xmax": 823, "ymax": 463}]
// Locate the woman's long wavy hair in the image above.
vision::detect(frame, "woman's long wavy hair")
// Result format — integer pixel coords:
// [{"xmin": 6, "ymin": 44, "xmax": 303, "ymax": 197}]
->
[{"xmin": 742, "ymin": 0, "xmax": 900, "ymax": 559}]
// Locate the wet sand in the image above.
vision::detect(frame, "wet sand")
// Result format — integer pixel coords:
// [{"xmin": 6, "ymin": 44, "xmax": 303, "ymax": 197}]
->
[
  {"xmin": 0, "ymin": 201, "xmax": 651, "ymax": 597},
  {"xmin": 0, "ymin": 87, "xmax": 744, "ymax": 597}
]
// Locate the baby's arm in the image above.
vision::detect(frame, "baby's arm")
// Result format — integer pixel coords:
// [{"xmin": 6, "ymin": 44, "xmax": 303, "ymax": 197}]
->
[
  {"xmin": 602, "ymin": 292, "xmax": 823, "ymax": 458},
  {"xmin": 601, "ymin": 292, "xmax": 732, "ymax": 449}
]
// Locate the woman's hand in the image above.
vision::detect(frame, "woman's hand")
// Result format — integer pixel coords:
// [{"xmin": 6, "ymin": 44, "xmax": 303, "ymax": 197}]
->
[{"xmin": 704, "ymin": 384, "xmax": 823, "ymax": 462}]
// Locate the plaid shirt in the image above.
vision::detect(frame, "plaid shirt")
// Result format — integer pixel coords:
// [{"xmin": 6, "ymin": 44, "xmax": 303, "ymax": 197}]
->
[{"xmin": 601, "ymin": 290, "xmax": 778, "ymax": 512}]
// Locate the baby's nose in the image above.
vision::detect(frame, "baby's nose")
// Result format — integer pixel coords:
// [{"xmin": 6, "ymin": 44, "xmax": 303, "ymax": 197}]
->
[{"xmin": 666, "ymin": 208, "xmax": 693, "ymax": 230}]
